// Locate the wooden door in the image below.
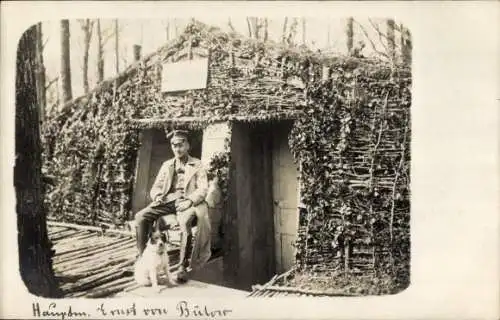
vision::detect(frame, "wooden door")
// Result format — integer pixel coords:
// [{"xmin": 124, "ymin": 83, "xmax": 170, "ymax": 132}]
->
[{"xmin": 272, "ymin": 125, "xmax": 299, "ymax": 274}]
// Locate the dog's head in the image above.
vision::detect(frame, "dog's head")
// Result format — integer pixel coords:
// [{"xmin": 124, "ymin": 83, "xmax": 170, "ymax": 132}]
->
[{"xmin": 148, "ymin": 231, "xmax": 168, "ymax": 254}]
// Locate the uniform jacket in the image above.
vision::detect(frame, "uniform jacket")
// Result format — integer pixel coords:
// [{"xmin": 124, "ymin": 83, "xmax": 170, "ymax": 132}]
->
[
  {"xmin": 150, "ymin": 156, "xmax": 208, "ymax": 206},
  {"xmin": 149, "ymin": 155, "xmax": 211, "ymax": 271}
]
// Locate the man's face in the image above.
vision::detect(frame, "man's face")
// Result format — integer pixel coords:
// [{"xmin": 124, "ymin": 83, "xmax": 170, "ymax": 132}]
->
[{"xmin": 171, "ymin": 139, "xmax": 190, "ymax": 159}]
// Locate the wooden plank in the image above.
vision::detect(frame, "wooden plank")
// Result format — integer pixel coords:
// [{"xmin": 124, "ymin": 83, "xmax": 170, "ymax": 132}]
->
[
  {"xmin": 54, "ymin": 238, "xmax": 136, "ymax": 267},
  {"xmin": 61, "ymin": 256, "xmax": 135, "ymax": 279},
  {"xmin": 234, "ymin": 124, "xmax": 253, "ymax": 290},
  {"xmin": 60, "ymin": 231, "xmax": 96, "ymax": 242},
  {"xmin": 53, "ymin": 233, "xmax": 107, "ymax": 256},
  {"xmin": 48, "ymin": 221, "xmax": 134, "ymax": 237},
  {"xmin": 56, "ymin": 247, "xmax": 136, "ymax": 277},
  {"xmin": 251, "ymin": 285, "xmax": 354, "ymax": 297},
  {"xmin": 222, "ymin": 124, "xmax": 241, "ymax": 289},
  {"xmin": 48, "ymin": 226, "xmax": 71, "ymax": 234},
  {"xmin": 263, "ymin": 126, "xmax": 277, "ymax": 280},
  {"xmin": 251, "ymin": 124, "xmax": 275, "ymax": 286},
  {"xmin": 55, "ymin": 242, "xmax": 135, "ymax": 271},
  {"xmin": 271, "ymin": 121, "xmax": 299, "ymax": 274},
  {"xmin": 60, "ymin": 259, "xmax": 134, "ymax": 289},
  {"xmin": 52, "ymin": 230, "xmax": 91, "ymax": 244},
  {"xmin": 63, "ymin": 269, "xmax": 129, "ymax": 294},
  {"xmin": 53, "ymin": 237, "xmax": 120, "ymax": 260},
  {"xmin": 48, "ymin": 226, "xmax": 70, "ymax": 235},
  {"xmin": 49, "ymin": 229, "xmax": 81, "ymax": 242},
  {"xmin": 53, "ymin": 235, "xmax": 132, "ymax": 262}
]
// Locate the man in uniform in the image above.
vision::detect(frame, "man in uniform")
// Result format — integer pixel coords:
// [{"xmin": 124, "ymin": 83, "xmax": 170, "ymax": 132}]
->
[{"xmin": 134, "ymin": 129, "xmax": 210, "ymax": 282}]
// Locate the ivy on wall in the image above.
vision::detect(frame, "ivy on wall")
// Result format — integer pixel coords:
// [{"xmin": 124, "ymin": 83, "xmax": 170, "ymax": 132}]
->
[
  {"xmin": 205, "ymin": 135, "xmax": 232, "ymax": 204},
  {"xmin": 289, "ymin": 64, "xmax": 410, "ymax": 289},
  {"xmin": 43, "ymin": 85, "xmax": 140, "ymax": 225}
]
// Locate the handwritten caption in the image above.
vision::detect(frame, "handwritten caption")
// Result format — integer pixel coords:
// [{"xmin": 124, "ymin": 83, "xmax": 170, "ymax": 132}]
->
[{"xmin": 32, "ymin": 301, "xmax": 233, "ymax": 320}]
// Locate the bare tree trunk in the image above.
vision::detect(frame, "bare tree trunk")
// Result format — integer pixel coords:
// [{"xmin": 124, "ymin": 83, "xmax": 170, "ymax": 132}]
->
[
  {"xmin": 80, "ymin": 19, "xmax": 94, "ymax": 94},
  {"xmin": 228, "ymin": 18, "xmax": 236, "ymax": 33},
  {"xmin": 35, "ymin": 23, "xmax": 46, "ymax": 122},
  {"xmin": 387, "ymin": 19, "xmax": 396, "ymax": 61},
  {"xmin": 44, "ymin": 77, "xmax": 58, "ymax": 116},
  {"xmin": 400, "ymin": 24, "xmax": 412, "ymax": 65},
  {"xmin": 165, "ymin": 20, "xmax": 170, "ymax": 41},
  {"xmin": 301, "ymin": 18, "xmax": 306, "ymax": 45},
  {"xmin": 282, "ymin": 17, "xmax": 288, "ymax": 43},
  {"xmin": 327, "ymin": 22, "xmax": 331, "ymax": 48},
  {"xmin": 346, "ymin": 17, "xmax": 354, "ymax": 55},
  {"xmin": 246, "ymin": 17, "xmax": 253, "ymax": 38},
  {"xmin": 96, "ymin": 19, "xmax": 104, "ymax": 82},
  {"xmin": 60, "ymin": 19, "xmax": 72, "ymax": 104},
  {"xmin": 114, "ymin": 19, "xmax": 119, "ymax": 74},
  {"xmin": 287, "ymin": 18, "xmax": 299, "ymax": 45},
  {"xmin": 133, "ymin": 44, "xmax": 142, "ymax": 62},
  {"xmin": 400, "ymin": 23, "xmax": 405, "ymax": 63},
  {"xmin": 55, "ymin": 78, "xmax": 60, "ymax": 106},
  {"xmin": 251, "ymin": 17, "xmax": 259, "ymax": 39},
  {"xmin": 263, "ymin": 18, "xmax": 268, "ymax": 41},
  {"xmin": 16, "ymin": 24, "xmax": 61, "ymax": 298},
  {"xmin": 139, "ymin": 20, "xmax": 144, "ymax": 47}
]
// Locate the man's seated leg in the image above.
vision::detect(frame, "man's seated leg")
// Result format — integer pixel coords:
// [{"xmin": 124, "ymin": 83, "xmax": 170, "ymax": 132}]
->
[
  {"xmin": 176, "ymin": 207, "xmax": 198, "ymax": 282},
  {"xmin": 135, "ymin": 201, "xmax": 178, "ymax": 256},
  {"xmin": 135, "ymin": 206, "xmax": 159, "ymax": 256}
]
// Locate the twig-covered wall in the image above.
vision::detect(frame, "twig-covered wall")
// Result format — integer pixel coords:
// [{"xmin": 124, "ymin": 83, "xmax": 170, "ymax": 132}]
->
[{"xmin": 289, "ymin": 64, "xmax": 410, "ymax": 290}]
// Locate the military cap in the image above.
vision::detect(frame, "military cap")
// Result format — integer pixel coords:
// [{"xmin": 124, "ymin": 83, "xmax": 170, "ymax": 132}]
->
[{"xmin": 167, "ymin": 129, "xmax": 189, "ymax": 143}]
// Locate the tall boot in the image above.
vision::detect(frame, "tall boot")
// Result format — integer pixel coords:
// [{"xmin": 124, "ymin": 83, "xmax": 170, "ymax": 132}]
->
[
  {"xmin": 136, "ymin": 221, "xmax": 151, "ymax": 257},
  {"xmin": 177, "ymin": 233, "xmax": 193, "ymax": 283},
  {"xmin": 183, "ymin": 234, "xmax": 193, "ymax": 269}
]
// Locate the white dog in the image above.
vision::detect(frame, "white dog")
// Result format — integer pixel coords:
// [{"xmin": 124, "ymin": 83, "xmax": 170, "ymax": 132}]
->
[{"xmin": 134, "ymin": 230, "xmax": 174, "ymax": 292}]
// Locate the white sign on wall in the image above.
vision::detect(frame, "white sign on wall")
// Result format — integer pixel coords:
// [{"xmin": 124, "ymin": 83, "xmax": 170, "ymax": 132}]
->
[{"xmin": 161, "ymin": 58, "xmax": 209, "ymax": 92}]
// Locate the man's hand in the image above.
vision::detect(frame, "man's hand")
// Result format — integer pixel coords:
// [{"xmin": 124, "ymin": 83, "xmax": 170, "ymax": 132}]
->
[
  {"xmin": 175, "ymin": 199, "xmax": 193, "ymax": 212},
  {"xmin": 153, "ymin": 195, "xmax": 164, "ymax": 203}
]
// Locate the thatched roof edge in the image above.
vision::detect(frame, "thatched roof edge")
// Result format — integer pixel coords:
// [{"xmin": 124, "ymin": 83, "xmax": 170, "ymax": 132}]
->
[
  {"xmin": 54, "ymin": 19, "xmax": 410, "ymax": 124},
  {"xmin": 128, "ymin": 111, "xmax": 302, "ymax": 129}
]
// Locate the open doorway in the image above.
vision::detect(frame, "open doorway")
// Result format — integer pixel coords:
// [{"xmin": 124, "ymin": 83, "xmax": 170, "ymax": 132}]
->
[
  {"xmin": 223, "ymin": 121, "xmax": 299, "ymax": 290},
  {"xmin": 131, "ymin": 128, "xmax": 203, "ymax": 215}
]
